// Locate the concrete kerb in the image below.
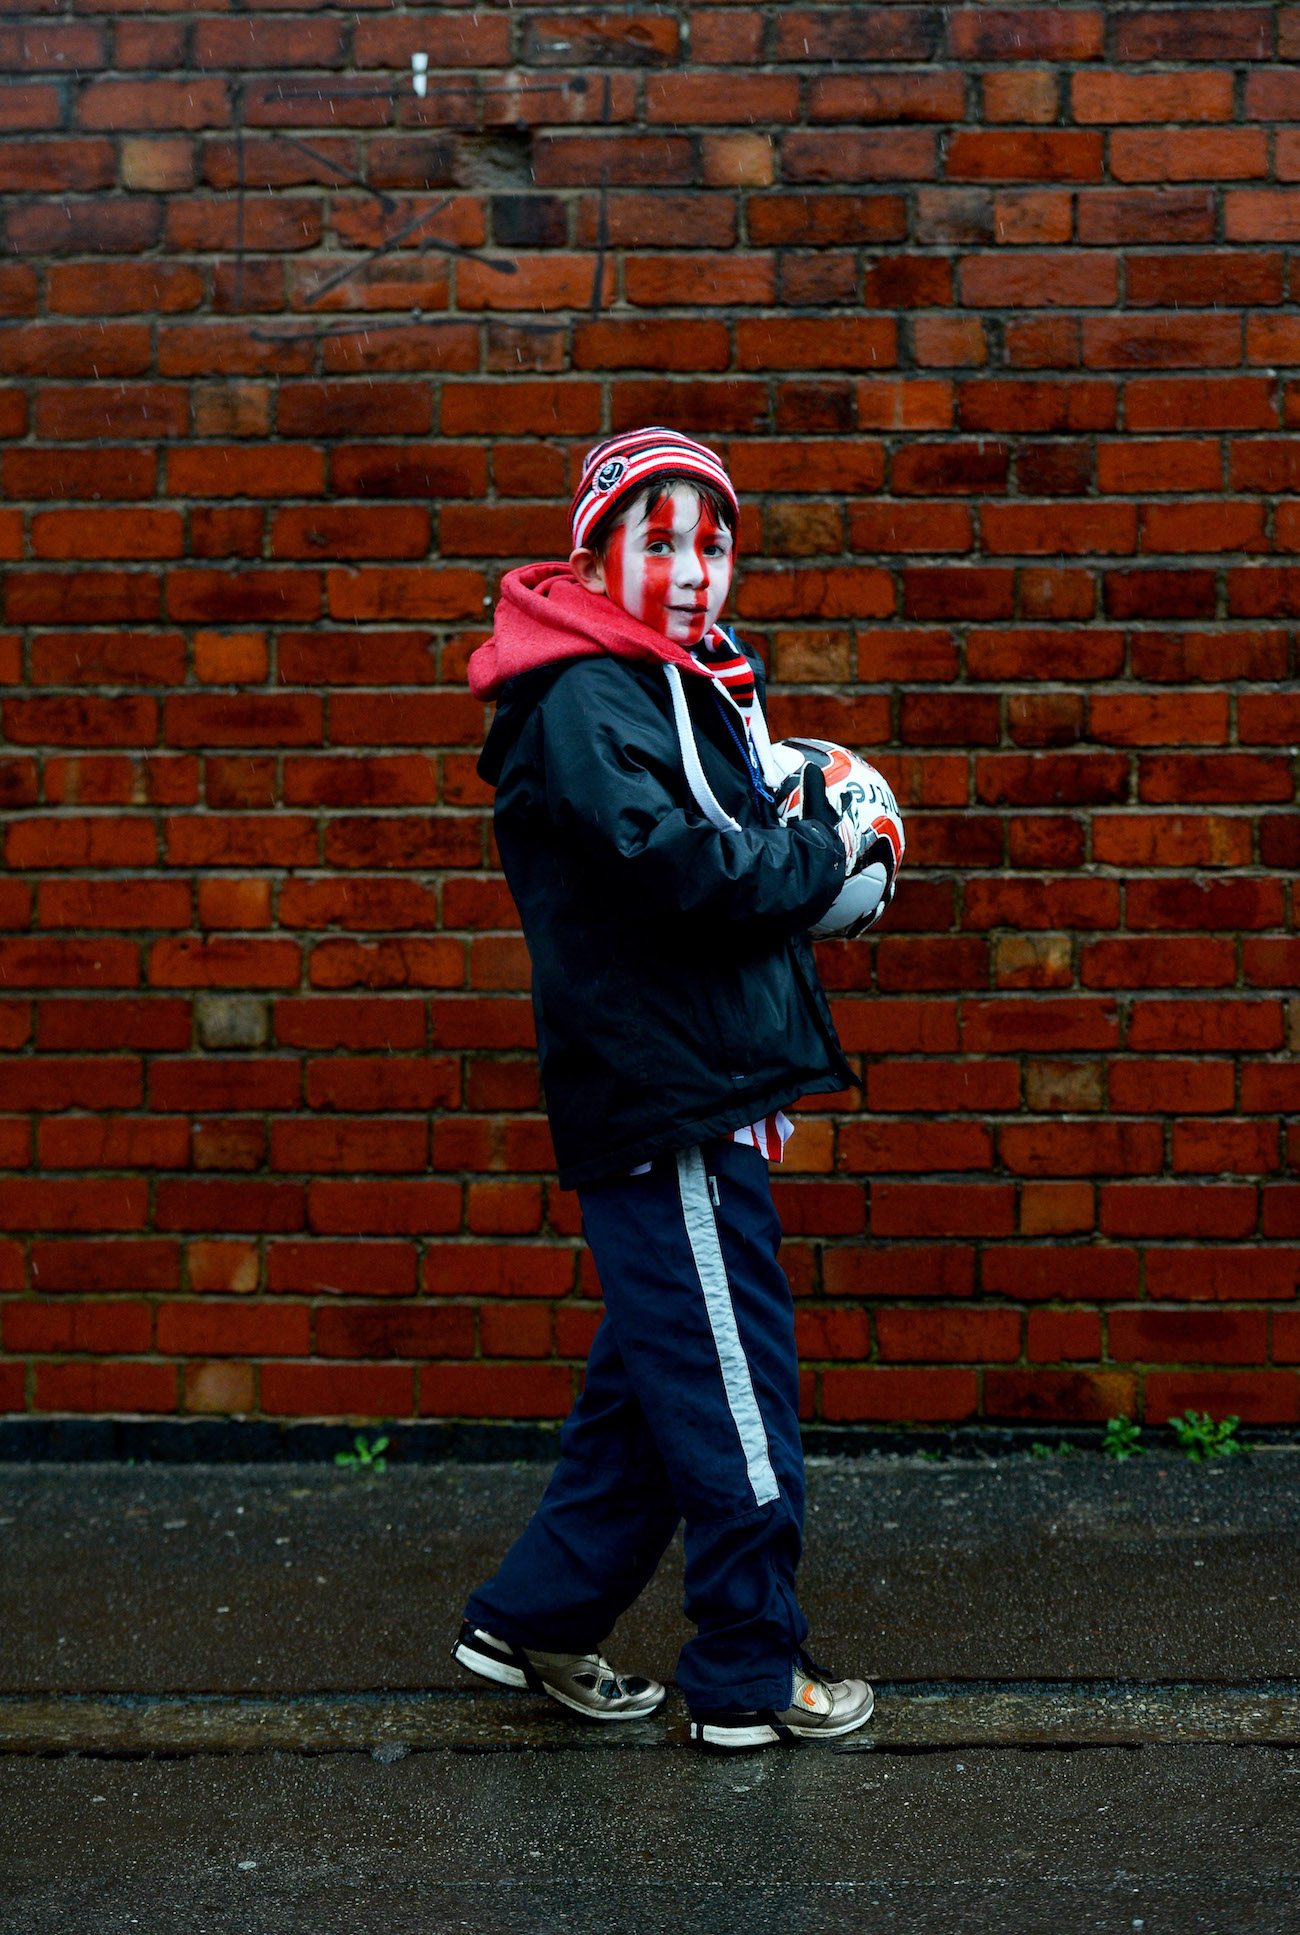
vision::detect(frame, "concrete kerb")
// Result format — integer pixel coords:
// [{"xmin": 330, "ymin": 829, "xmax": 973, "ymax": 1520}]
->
[{"xmin": 2, "ymin": 1417, "xmax": 1300, "ymax": 1464}]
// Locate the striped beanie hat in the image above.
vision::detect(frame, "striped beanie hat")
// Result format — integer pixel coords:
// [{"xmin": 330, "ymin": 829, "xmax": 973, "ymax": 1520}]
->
[{"xmin": 569, "ymin": 427, "xmax": 739, "ymax": 551}]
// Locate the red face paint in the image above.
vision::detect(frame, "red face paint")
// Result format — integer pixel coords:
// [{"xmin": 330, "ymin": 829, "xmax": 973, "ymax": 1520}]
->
[{"xmin": 602, "ymin": 485, "xmax": 733, "ymax": 645}]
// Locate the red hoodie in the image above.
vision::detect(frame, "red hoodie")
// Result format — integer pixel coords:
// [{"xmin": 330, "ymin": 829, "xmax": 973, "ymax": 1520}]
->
[{"xmin": 468, "ymin": 560, "xmax": 717, "ymax": 701}]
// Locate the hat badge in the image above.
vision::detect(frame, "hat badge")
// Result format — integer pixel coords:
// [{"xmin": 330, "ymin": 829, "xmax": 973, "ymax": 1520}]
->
[{"xmin": 594, "ymin": 458, "xmax": 625, "ymax": 492}]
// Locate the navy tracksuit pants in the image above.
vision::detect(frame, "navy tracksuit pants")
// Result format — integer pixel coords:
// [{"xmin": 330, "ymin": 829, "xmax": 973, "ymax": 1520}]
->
[{"xmin": 462, "ymin": 1136, "xmax": 808, "ymax": 1713}]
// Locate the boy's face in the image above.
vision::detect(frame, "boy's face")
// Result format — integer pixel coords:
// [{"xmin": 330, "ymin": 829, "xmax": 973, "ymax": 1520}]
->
[{"xmin": 579, "ymin": 484, "xmax": 734, "ymax": 646}]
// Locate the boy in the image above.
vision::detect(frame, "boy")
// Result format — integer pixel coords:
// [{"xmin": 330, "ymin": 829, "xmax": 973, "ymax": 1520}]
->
[{"xmin": 456, "ymin": 428, "xmax": 892, "ymax": 1750}]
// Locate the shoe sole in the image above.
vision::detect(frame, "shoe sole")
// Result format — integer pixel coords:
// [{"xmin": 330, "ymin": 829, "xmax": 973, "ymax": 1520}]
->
[
  {"xmin": 689, "ymin": 1687, "xmax": 875, "ymax": 1752},
  {"xmin": 452, "ymin": 1640, "xmax": 665, "ymax": 1724}
]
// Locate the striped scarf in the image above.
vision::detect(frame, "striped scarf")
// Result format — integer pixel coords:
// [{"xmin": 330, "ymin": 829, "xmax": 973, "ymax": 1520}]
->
[{"xmin": 694, "ymin": 630, "xmax": 756, "ymax": 711}]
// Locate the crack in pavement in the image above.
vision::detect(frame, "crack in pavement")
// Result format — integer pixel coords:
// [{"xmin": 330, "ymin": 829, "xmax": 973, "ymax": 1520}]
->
[{"xmin": 4, "ymin": 1681, "xmax": 1300, "ymax": 1755}]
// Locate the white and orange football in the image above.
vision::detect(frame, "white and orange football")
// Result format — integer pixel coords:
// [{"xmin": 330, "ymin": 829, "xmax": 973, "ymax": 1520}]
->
[{"xmin": 770, "ymin": 736, "xmax": 905, "ymax": 939}]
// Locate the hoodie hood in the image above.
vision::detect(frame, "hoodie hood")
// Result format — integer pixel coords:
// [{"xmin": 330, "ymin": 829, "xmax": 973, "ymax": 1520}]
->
[{"xmin": 468, "ymin": 560, "xmax": 715, "ymax": 701}]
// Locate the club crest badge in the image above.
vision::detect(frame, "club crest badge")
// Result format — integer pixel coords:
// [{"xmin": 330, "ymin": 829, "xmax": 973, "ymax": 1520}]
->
[{"xmin": 594, "ymin": 458, "xmax": 625, "ymax": 492}]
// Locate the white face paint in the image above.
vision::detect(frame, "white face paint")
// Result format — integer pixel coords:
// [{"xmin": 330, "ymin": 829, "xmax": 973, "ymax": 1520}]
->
[{"xmin": 602, "ymin": 484, "xmax": 734, "ymax": 646}]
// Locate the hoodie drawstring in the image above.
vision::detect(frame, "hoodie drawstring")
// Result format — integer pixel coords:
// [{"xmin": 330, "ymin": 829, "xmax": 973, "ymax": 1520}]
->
[{"xmin": 662, "ymin": 663, "xmax": 743, "ymax": 835}]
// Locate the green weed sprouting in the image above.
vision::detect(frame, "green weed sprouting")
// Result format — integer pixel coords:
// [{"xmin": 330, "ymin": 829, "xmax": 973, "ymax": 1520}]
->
[
  {"xmin": 1167, "ymin": 1410, "xmax": 1244, "ymax": 1462},
  {"xmin": 1102, "ymin": 1416, "xmax": 1144, "ymax": 1462},
  {"xmin": 1029, "ymin": 1439, "xmax": 1075, "ymax": 1459},
  {"xmin": 334, "ymin": 1432, "xmax": 390, "ymax": 1473}
]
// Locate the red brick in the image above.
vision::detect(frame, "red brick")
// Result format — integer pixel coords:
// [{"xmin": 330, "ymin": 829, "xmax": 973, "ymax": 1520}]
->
[
  {"xmin": 1126, "ymin": 378, "xmax": 1277, "ymax": 432},
  {"xmin": 791, "ymin": 1307, "xmax": 864, "ymax": 1360},
  {"xmin": 38, "ymin": 1117, "xmax": 188, "ymax": 1170},
  {"xmin": 982, "ymin": 503, "xmax": 1136, "ymax": 557},
  {"xmin": 149, "ymin": 938, "xmax": 300, "ymax": 990},
  {"xmin": 1262, "ymin": 1189, "xmax": 1300, "ymax": 1238},
  {"xmin": 948, "ymin": 131, "xmax": 1102, "ymax": 183},
  {"xmin": 821, "ymin": 1367, "xmax": 978, "ymax": 1423},
  {"xmin": 865, "ymin": 1061, "xmax": 1019, "ymax": 1113},
  {"xmin": 960, "ymin": 255, "xmax": 1118, "ymax": 309},
  {"xmin": 317, "ymin": 1303, "xmax": 474, "ymax": 1359},
  {"xmin": 877, "ymin": 1307, "xmax": 1021, "ymax": 1363},
  {"xmin": 983, "ymin": 1248, "xmax": 1138, "ymax": 1303},
  {"xmin": 747, "ymin": 197, "xmax": 907, "ymax": 249},
  {"xmin": 28, "ymin": 1241, "xmax": 178, "ymax": 1295},
  {"xmin": 822, "ymin": 1247, "xmax": 975, "ymax": 1301},
  {"xmin": 467, "ymin": 1183, "xmax": 543, "ymax": 1236},
  {"xmin": 962, "ymin": 1000, "xmax": 1119, "ymax": 1054},
  {"xmin": 971, "ymin": 882, "xmax": 1122, "ymax": 932},
  {"xmin": 261, "ymin": 1362, "xmax": 415, "ymax": 1419},
  {"xmin": 1014, "ymin": 1168, "xmax": 1092, "ymax": 1222},
  {"xmin": 266, "ymin": 1243, "xmax": 417, "ymax": 1299},
  {"xmin": 34, "ymin": 1361, "xmax": 177, "ymax": 1414},
  {"xmin": 1027, "ymin": 1310, "xmax": 1103, "ymax": 1362},
  {"xmin": 274, "ymin": 999, "xmax": 426, "ymax": 1052},
  {"xmin": 155, "ymin": 1181, "xmax": 304, "ymax": 1234},
  {"xmin": 810, "ymin": 72, "xmax": 963, "ymax": 122},
  {"xmin": 308, "ymin": 1180, "xmax": 461, "ymax": 1236},
  {"xmin": 1172, "ymin": 1120, "xmax": 1280, "ymax": 1175},
  {"xmin": 0, "ymin": 940, "xmax": 141, "ymax": 990},
  {"xmin": 1126, "ymin": 1001, "xmax": 1283, "ymax": 1053},
  {"xmin": 164, "ymin": 815, "xmax": 317, "ymax": 870},
  {"xmin": 839, "ymin": 1121, "xmax": 993, "ymax": 1174},
  {"xmin": 1144, "ymin": 1371, "xmax": 1298, "ymax": 1426},
  {"xmin": 1001, "ymin": 1122, "xmax": 1165, "ymax": 1179},
  {"xmin": 29, "ymin": 633, "xmax": 184, "ymax": 688},
  {"xmin": 0, "ymin": 1180, "xmax": 148, "ymax": 1232},
  {"xmin": 781, "ymin": 131, "xmax": 938, "ymax": 184},
  {"xmin": 1090, "ymin": 693, "xmax": 1229, "ymax": 746},
  {"xmin": 1130, "ymin": 253, "xmax": 1283, "ymax": 309},
  {"xmin": 1146, "ymin": 1250, "xmax": 1299, "ymax": 1303},
  {"xmin": 1244, "ymin": 941, "xmax": 1300, "ymax": 989},
  {"xmin": 156, "ymin": 1302, "xmax": 310, "ymax": 1357},
  {"xmin": 278, "ymin": 382, "xmax": 432, "ymax": 439},
  {"xmin": 1100, "ymin": 1185, "xmax": 1258, "ymax": 1240},
  {"xmin": 984, "ymin": 1370, "xmax": 1137, "ymax": 1422},
  {"xmin": 1110, "ymin": 1060, "xmax": 1234, "ymax": 1115},
  {"xmin": 871, "ymin": 1184, "xmax": 1015, "ymax": 1238},
  {"xmin": 1081, "ymin": 938, "xmax": 1236, "ymax": 990},
  {"xmin": 4, "ymin": 1300, "xmax": 151, "ymax": 1355},
  {"xmin": 1073, "ymin": 72, "xmax": 1236, "ymax": 122},
  {"xmin": 479, "ymin": 1304, "xmax": 554, "ymax": 1360},
  {"xmin": 418, "ymin": 1363, "xmax": 573, "ymax": 1419},
  {"xmin": 1112, "ymin": 1308, "xmax": 1269, "ymax": 1365}
]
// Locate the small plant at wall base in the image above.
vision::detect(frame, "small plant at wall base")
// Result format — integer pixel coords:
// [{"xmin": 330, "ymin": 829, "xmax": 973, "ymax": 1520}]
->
[
  {"xmin": 1102, "ymin": 1417, "xmax": 1144, "ymax": 1462},
  {"xmin": 1029, "ymin": 1440, "xmax": 1075, "ymax": 1460},
  {"xmin": 1167, "ymin": 1412, "xmax": 1244, "ymax": 1462},
  {"xmin": 335, "ymin": 1434, "xmax": 390, "ymax": 1474}
]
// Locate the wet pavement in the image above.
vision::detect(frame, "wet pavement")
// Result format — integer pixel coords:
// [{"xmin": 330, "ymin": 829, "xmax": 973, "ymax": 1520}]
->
[{"xmin": 2, "ymin": 1452, "xmax": 1299, "ymax": 1930}]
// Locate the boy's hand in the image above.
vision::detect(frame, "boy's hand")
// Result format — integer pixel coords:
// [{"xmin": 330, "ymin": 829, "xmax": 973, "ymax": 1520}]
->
[
  {"xmin": 797, "ymin": 762, "xmax": 852, "ymax": 865},
  {"xmin": 800, "ymin": 763, "xmax": 899, "ymax": 882}
]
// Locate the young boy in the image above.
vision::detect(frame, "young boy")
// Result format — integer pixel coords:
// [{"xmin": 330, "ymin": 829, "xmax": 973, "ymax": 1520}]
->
[{"xmin": 456, "ymin": 428, "xmax": 891, "ymax": 1750}]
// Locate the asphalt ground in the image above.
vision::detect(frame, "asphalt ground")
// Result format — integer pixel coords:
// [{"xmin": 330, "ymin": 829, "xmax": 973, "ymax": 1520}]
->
[{"xmin": 2, "ymin": 1452, "xmax": 1299, "ymax": 1932}]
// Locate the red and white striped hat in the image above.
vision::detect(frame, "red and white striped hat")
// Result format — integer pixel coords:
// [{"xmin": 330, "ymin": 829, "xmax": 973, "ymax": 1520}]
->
[{"xmin": 569, "ymin": 426, "xmax": 738, "ymax": 550}]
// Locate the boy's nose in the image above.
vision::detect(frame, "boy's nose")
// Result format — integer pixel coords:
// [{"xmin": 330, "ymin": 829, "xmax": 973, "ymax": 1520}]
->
[{"xmin": 674, "ymin": 548, "xmax": 706, "ymax": 586}]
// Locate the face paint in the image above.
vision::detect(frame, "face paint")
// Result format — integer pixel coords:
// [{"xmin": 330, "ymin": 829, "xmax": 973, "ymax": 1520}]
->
[{"xmin": 602, "ymin": 484, "xmax": 734, "ymax": 646}]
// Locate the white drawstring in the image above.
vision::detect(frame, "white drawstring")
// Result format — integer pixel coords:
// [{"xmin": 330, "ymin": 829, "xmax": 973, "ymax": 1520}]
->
[{"xmin": 663, "ymin": 663, "xmax": 743, "ymax": 835}]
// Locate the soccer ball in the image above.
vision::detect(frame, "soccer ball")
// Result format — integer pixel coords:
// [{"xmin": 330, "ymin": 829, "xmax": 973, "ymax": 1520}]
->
[{"xmin": 770, "ymin": 737, "xmax": 905, "ymax": 939}]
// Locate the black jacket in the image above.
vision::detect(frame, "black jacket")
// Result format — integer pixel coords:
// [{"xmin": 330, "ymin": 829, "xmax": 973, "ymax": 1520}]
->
[{"xmin": 477, "ymin": 645, "xmax": 855, "ymax": 1188}]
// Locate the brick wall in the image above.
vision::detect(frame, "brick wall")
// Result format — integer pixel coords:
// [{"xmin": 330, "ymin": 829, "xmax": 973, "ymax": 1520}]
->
[{"xmin": 1, "ymin": 2, "xmax": 1298, "ymax": 1434}]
